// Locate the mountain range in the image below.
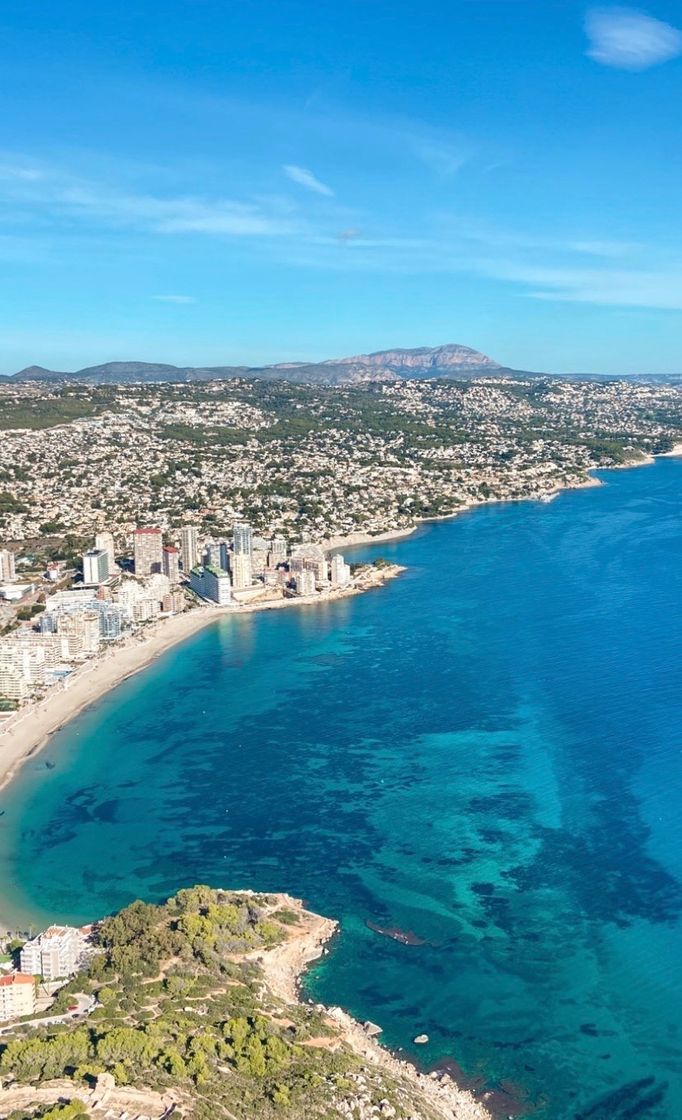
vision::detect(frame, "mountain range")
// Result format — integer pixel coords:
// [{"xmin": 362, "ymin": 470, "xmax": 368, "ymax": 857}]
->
[{"xmin": 6, "ymin": 343, "xmax": 521, "ymax": 386}]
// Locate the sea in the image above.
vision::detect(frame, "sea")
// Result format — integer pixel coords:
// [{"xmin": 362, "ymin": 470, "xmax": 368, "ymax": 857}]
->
[{"xmin": 0, "ymin": 457, "xmax": 681, "ymax": 1120}]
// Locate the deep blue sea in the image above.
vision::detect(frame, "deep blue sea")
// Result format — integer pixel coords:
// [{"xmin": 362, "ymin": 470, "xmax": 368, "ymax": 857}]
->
[{"xmin": 1, "ymin": 458, "xmax": 681, "ymax": 1119}]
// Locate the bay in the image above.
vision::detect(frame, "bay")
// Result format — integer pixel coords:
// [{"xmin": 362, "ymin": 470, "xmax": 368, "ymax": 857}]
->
[{"xmin": 1, "ymin": 458, "xmax": 681, "ymax": 1118}]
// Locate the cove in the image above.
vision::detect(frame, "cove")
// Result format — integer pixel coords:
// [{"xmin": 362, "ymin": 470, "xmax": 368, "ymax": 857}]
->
[{"xmin": 0, "ymin": 458, "xmax": 681, "ymax": 1119}]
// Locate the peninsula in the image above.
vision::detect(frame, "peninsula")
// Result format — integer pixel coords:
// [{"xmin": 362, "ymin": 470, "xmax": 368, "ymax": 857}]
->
[{"xmin": 0, "ymin": 887, "xmax": 496, "ymax": 1120}]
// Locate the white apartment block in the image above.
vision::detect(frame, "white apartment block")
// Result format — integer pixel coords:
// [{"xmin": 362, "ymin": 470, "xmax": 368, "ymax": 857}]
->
[
  {"xmin": 179, "ymin": 525, "xmax": 199, "ymax": 573},
  {"xmin": 330, "ymin": 554, "xmax": 352, "ymax": 588},
  {"xmin": 20, "ymin": 925, "xmax": 85, "ymax": 980},
  {"xmin": 0, "ymin": 549, "xmax": 16, "ymax": 582},
  {"xmin": 295, "ymin": 568, "xmax": 317, "ymax": 596},
  {"xmin": 230, "ymin": 552, "xmax": 252, "ymax": 590},
  {"xmin": 189, "ymin": 565, "xmax": 232, "ymax": 605},
  {"xmin": 83, "ymin": 548, "xmax": 110, "ymax": 585},
  {"xmin": 94, "ymin": 530, "xmax": 116, "ymax": 573}
]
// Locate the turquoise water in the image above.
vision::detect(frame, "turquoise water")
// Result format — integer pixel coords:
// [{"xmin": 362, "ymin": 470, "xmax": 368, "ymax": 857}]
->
[{"xmin": 1, "ymin": 459, "xmax": 681, "ymax": 1118}]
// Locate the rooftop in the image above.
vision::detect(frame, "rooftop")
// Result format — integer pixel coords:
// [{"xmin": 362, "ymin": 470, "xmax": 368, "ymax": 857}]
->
[{"xmin": 0, "ymin": 972, "xmax": 35, "ymax": 987}]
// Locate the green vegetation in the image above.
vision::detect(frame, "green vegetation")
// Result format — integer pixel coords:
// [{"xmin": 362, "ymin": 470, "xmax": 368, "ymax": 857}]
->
[
  {"xmin": 0, "ymin": 888, "xmax": 424, "ymax": 1119},
  {"xmin": 16, "ymin": 603, "xmax": 45, "ymax": 621},
  {"xmin": 0, "ymin": 389, "xmax": 117, "ymax": 431},
  {"xmin": 6, "ymin": 1103, "xmax": 89, "ymax": 1120}
]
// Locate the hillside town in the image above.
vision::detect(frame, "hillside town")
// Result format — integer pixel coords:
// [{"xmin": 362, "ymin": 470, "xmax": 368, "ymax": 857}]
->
[
  {"xmin": 1, "ymin": 373, "xmax": 681, "ymax": 712},
  {"xmin": 1, "ymin": 375, "xmax": 681, "ymax": 556}
]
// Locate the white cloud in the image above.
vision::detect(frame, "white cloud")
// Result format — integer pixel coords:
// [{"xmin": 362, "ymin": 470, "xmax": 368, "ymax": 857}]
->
[
  {"xmin": 153, "ymin": 294, "xmax": 196, "ymax": 304},
  {"xmin": 59, "ymin": 186, "xmax": 294, "ymax": 236},
  {"xmin": 283, "ymin": 164, "xmax": 334, "ymax": 197},
  {"xmin": 585, "ymin": 7, "xmax": 682, "ymax": 70},
  {"xmin": 475, "ymin": 257, "xmax": 682, "ymax": 310}
]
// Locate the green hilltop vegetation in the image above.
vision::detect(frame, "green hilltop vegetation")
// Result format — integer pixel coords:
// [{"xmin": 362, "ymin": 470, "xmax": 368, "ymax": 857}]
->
[{"xmin": 0, "ymin": 888, "xmax": 449, "ymax": 1120}]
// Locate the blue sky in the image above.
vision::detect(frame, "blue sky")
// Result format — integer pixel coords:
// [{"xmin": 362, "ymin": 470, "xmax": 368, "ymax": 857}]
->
[{"xmin": 1, "ymin": 0, "xmax": 681, "ymax": 375}]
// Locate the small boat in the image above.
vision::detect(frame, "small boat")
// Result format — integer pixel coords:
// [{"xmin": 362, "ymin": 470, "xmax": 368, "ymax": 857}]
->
[{"xmin": 45, "ymin": 761, "xmax": 56, "ymax": 770}]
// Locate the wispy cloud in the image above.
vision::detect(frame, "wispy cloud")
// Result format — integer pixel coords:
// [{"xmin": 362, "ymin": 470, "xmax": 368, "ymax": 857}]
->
[
  {"xmin": 0, "ymin": 160, "xmax": 45, "ymax": 182},
  {"xmin": 473, "ymin": 257, "xmax": 682, "ymax": 310},
  {"xmin": 59, "ymin": 186, "xmax": 295, "ymax": 236},
  {"xmin": 585, "ymin": 6, "xmax": 682, "ymax": 70},
  {"xmin": 0, "ymin": 160, "xmax": 302, "ymax": 240},
  {"xmin": 1, "ymin": 148, "xmax": 680, "ymax": 314},
  {"xmin": 153, "ymin": 294, "xmax": 196, "ymax": 304},
  {"xmin": 405, "ymin": 135, "xmax": 468, "ymax": 178},
  {"xmin": 283, "ymin": 164, "xmax": 334, "ymax": 197}
]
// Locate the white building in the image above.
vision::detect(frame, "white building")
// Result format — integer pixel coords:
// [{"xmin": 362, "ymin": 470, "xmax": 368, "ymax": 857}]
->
[
  {"xmin": 0, "ymin": 549, "xmax": 16, "ymax": 583},
  {"xmin": 21, "ymin": 925, "xmax": 85, "ymax": 980},
  {"xmin": 179, "ymin": 525, "xmax": 199, "ymax": 573},
  {"xmin": 0, "ymin": 660, "xmax": 28, "ymax": 701},
  {"xmin": 295, "ymin": 568, "xmax": 317, "ymax": 596},
  {"xmin": 230, "ymin": 552, "xmax": 252, "ymax": 590},
  {"xmin": 268, "ymin": 535, "xmax": 288, "ymax": 566},
  {"xmin": 189, "ymin": 565, "xmax": 232, "ymax": 605},
  {"xmin": 330, "ymin": 554, "xmax": 352, "ymax": 588},
  {"xmin": 56, "ymin": 610, "xmax": 102, "ymax": 660},
  {"xmin": 0, "ymin": 973, "xmax": 36, "ymax": 1021},
  {"xmin": 83, "ymin": 548, "xmax": 110, "ymax": 586},
  {"xmin": 291, "ymin": 544, "xmax": 328, "ymax": 584},
  {"xmin": 94, "ymin": 530, "xmax": 116, "ymax": 573}
]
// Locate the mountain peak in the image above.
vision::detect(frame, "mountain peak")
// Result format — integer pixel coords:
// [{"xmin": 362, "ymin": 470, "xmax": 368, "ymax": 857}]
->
[{"xmin": 8, "ymin": 343, "xmax": 508, "ymax": 386}]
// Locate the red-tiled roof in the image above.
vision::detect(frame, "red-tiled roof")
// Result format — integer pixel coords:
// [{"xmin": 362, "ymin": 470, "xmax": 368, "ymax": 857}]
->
[{"xmin": 0, "ymin": 973, "xmax": 34, "ymax": 987}]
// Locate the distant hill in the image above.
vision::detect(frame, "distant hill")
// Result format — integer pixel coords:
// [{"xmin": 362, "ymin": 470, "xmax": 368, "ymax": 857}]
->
[{"xmin": 8, "ymin": 343, "xmax": 520, "ymax": 386}]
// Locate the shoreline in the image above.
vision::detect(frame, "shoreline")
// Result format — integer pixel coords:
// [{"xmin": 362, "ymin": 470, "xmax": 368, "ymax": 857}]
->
[
  {"xmin": 322, "ymin": 454, "xmax": 643, "ymax": 553},
  {"xmin": 0, "ymin": 568, "xmax": 403, "ymax": 802},
  {"xmin": 1, "ymin": 447, "xmax": 670, "ymax": 802},
  {"xmin": 254, "ymin": 895, "xmax": 496, "ymax": 1120}
]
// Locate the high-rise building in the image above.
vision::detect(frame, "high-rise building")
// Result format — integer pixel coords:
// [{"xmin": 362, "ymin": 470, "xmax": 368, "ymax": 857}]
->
[
  {"xmin": 82, "ymin": 548, "xmax": 110, "ymax": 586},
  {"xmin": 0, "ymin": 974, "xmax": 36, "ymax": 1021},
  {"xmin": 189, "ymin": 565, "xmax": 232, "ymax": 606},
  {"xmin": 133, "ymin": 527, "xmax": 163, "ymax": 577},
  {"xmin": 92, "ymin": 603, "xmax": 124, "ymax": 640},
  {"xmin": 268, "ymin": 536, "xmax": 288, "ymax": 566},
  {"xmin": 162, "ymin": 545, "xmax": 180, "ymax": 585},
  {"xmin": 291, "ymin": 544, "xmax": 328, "ymax": 584},
  {"xmin": 233, "ymin": 521, "xmax": 253, "ymax": 557},
  {"xmin": 295, "ymin": 568, "xmax": 317, "ymax": 596},
  {"xmin": 179, "ymin": 526, "xmax": 199, "ymax": 573},
  {"xmin": 330, "ymin": 554, "xmax": 352, "ymax": 588},
  {"xmin": 56, "ymin": 611, "xmax": 101, "ymax": 661},
  {"xmin": 204, "ymin": 541, "xmax": 223, "ymax": 569},
  {"xmin": 0, "ymin": 549, "xmax": 16, "ymax": 583},
  {"xmin": 0, "ymin": 660, "xmax": 28, "ymax": 700},
  {"xmin": 20, "ymin": 926, "xmax": 85, "ymax": 980},
  {"xmin": 94, "ymin": 531, "xmax": 116, "ymax": 573},
  {"xmin": 230, "ymin": 552, "xmax": 253, "ymax": 590}
]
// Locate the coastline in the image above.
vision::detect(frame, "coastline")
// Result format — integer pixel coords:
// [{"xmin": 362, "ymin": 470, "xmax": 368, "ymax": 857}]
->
[
  {"xmin": 2, "ymin": 447, "xmax": 670, "ymax": 801},
  {"xmin": 254, "ymin": 895, "xmax": 495, "ymax": 1120},
  {"xmin": 0, "ymin": 568, "xmax": 403, "ymax": 800},
  {"xmin": 325, "ymin": 441, "xmax": 682, "ymax": 555}
]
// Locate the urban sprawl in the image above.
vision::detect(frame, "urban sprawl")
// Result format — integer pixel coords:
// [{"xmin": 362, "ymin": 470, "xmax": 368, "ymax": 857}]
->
[{"xmin": 0, "ymin": 524, "xmax": 354, "ymax": 708}]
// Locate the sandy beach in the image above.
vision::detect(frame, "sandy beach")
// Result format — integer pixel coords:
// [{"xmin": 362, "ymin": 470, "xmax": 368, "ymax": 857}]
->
[
  {"xmin": 0, "ymin": 568, "xmax": 404, "ymax": 797},
  {"xmin": 0, "ymin": 447, "xmax": 672, "ymax": 800},
  {"xmin": 0, "ymin": 607, "xmax": 224, "ymax": 796}
]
